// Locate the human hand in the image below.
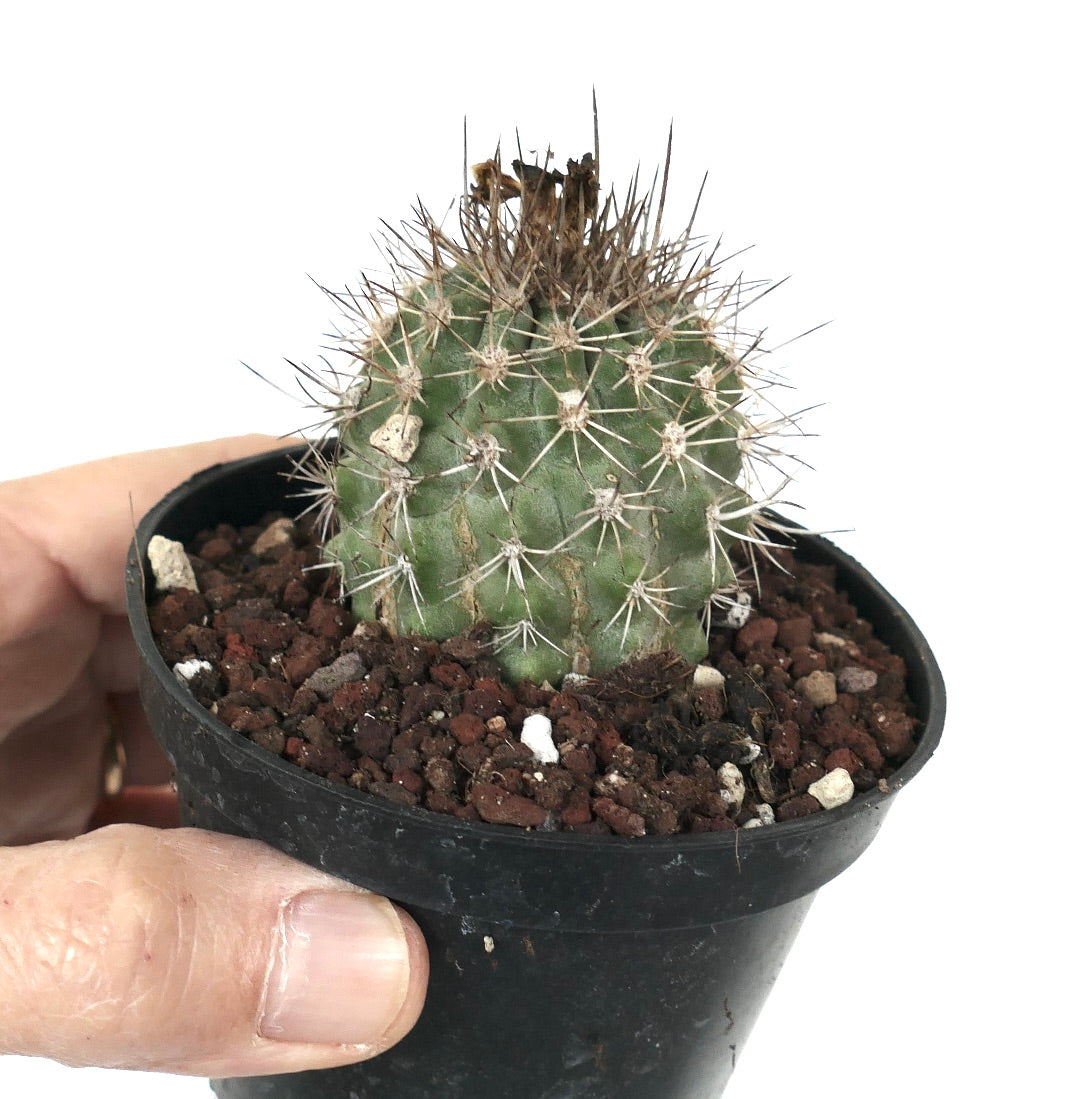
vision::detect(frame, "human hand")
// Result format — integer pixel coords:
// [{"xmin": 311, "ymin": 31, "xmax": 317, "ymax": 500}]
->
[{"xmin": 0, "ymin": 436, "xmax": 428, "ymax": 1076}]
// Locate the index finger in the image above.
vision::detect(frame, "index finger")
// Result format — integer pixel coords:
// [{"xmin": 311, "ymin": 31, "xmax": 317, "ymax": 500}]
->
[{"xmin": 0, "ymin": 434, "xmax": 286, "ymax": 615}]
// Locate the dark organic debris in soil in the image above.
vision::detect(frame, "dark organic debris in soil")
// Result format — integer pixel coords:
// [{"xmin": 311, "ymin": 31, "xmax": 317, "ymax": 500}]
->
[{"xmin": 148, "ymin": 513, "xmax": 919, "ymax": 836}]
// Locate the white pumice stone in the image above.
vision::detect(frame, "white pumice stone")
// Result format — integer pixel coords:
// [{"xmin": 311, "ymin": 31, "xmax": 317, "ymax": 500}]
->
[
  {"xmin": 717, "ymin": 762, "xmax": 746, "ymax": 813},
  {"xmin": 369, "ymin": 412, "xmax": 422, "ymax": 462},
  {"xmin": 808, "ymin": 767, "xmax": 855, "ymax": 810},
  {"xmin": 520, "ymin": 713, "xmax": 559, "ymax": 765},
  {"xmin": 693, "ymin": 664, "xmax": 725, "ymax": 691},
  {"xmin": 797, "ymin": 670, "xmax": 838, "ymax": 707},
  {"xmin": 742, "ymin": 803, "xmax": 776, "ymax": 828},
  {"xmin": 837, "ymin": 666, "xmax": 879, "ymax": 693},
  {"xmin": 148, "ymin": 535, "xmax": 199, "ymax": 592},
  {"xmin": 173, "ymin": 658, "xmax": 213, "ymax": 683},
  {"xmin": 724, "ymin": 592, "xmax": 752, "ymax": 628},
  {"xmin": 562, "ymin": 672, "xmax": 591, "ymax": 690},
  {"xmin": 813, "ymin": 631, "xmax": 861, "ymax": 660},
  {"xmin": 251, "ymin": 517, "xmax": 296, "ymax": 556},
  {"xmin": 739, "ymin": 739, "xmax": 762, "ymax": 765}
]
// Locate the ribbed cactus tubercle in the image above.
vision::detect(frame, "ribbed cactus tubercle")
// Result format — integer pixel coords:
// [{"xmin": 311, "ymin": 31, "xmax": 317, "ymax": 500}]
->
[{"xmin": 300, "ymin": 140, "xmax": 803, "ymax": 684}]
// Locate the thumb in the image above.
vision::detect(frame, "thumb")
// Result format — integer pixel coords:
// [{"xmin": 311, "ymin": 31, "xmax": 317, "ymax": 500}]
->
[{"xmin": 0, "ymin": 825, "xmax": 428, "ymax": 1076}]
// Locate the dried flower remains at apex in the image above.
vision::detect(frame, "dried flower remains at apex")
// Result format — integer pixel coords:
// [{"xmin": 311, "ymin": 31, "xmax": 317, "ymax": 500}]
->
[{"xmin": 300, "ymin": 131, "xmax": 808, "ymax": 683}]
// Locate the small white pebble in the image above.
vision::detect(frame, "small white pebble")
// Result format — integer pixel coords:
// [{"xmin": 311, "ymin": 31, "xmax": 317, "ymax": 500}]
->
[
  {"xmin": 483, "ymin": 935, "xmax": 495, "ymax": 954},
  {"xmin": 148, "ymin": 535, "xmax": 199, "ymax": 592},
  {"xmin": 837, "ymin": 666, "xmax": 878, "ymax": 693},
  {"xmin": 251, "ymin": 517, "xmax": 295, "ymax": 556},
  {"xmin": 429, "ymin": 709, "xmax": 446, "ymax": 724},
  {"xmin": 717, "ymin": 762, "xmax": 746, "ymax": 813},
  {"xmin": 814, "ymin": 631, "xmax": 861, "ymax": 659},
  {"xmin": 723, "ymin": 592, "xmax": 753, "ymax": 628},
  {"xmin": 173, "ymin": 658, "xmax": 212, "ymax": 683},
  {"xmin": 742, "ymin": 803, "xmax": 777, "ymax": 828},
  {"xmin": 797, "ymin": 670, "xmax": 838, "ymax": 708},
  {"xmin": 739, "ymin": 739, "xmax": 762, "ymax": 765},
  {"xmin": 369, "ymin": 412, "xmax": 422, "ymax": 462},
  {"xmin": 562, "ymin": 672, "xmax": 591, "ymax": 690},
  {"xmin": 520, "ymin": 714, "xmax": 559, "ymax": 765},
  {"xmin": 693, "ymin": 664, "xmax": 725, "ymax": 691},
  {"xmin": 808, "ymin": 767, "xmax": 855, "ymax": 810}
]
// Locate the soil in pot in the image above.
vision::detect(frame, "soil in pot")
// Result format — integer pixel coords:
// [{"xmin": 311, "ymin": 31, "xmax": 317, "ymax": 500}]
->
[{"xmin": 146, "ymin": 510, "xmax": 919, "ymax": 835}]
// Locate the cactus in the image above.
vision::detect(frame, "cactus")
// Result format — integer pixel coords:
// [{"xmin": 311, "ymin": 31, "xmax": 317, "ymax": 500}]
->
[{"xmin": 301, "ymin": 136, "xmax": 800, "ymax": 684}]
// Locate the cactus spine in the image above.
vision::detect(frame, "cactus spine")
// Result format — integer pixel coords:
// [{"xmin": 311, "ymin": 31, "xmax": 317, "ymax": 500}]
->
[{"xmin": 305, "ymin": 139, "xmax": 798, "ymax": 684}]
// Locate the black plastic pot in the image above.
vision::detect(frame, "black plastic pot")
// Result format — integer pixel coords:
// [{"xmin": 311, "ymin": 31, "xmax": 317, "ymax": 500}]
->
[{"xmin": 126, "ymin": 443, "xmax": 944, "ymax": 1099}]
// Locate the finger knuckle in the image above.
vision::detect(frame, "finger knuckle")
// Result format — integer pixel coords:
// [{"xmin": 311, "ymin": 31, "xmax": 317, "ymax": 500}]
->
[{"xmin": 1, "ymin": 827, "xmax": 201, "ymax": 1063}]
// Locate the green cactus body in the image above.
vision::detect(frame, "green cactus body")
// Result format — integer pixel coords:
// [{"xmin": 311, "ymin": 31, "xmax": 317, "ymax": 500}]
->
[{"xmin": 315, "ymin": 151, "xmax": 790, "ymax": 684}]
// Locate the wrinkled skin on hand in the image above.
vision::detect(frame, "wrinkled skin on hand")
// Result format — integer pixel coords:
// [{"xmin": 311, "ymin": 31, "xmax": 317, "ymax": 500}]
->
[
  {"xmin": 0, "ymin": 436, "xmax": 429, "ymax": 1076},
  {"xmin": 0, "ymin": 435, "xmax": 280, "ymax": 844}
]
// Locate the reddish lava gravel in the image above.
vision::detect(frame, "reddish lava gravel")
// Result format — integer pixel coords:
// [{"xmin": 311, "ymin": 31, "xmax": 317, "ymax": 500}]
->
[{"xmin": 148, "ymin": 513, "xmax": 920, "ymax": 836}]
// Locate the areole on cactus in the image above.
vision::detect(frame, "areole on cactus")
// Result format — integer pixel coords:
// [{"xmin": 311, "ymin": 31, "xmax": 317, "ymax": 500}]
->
[{"xmin": 299, "ymin": 133, "xmax": 802, "ymax": 684}]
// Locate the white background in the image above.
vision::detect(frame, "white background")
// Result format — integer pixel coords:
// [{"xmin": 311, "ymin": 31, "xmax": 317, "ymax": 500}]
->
[{"xmin": 1, "ymin": 1, "xmax": 1063, "ymax": 1096}]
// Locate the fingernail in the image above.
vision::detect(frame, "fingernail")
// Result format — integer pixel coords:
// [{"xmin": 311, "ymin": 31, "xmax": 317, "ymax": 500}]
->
[{"xmin": 258, "ymin": 891, "xmax": 411, "ymax": 1046}]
